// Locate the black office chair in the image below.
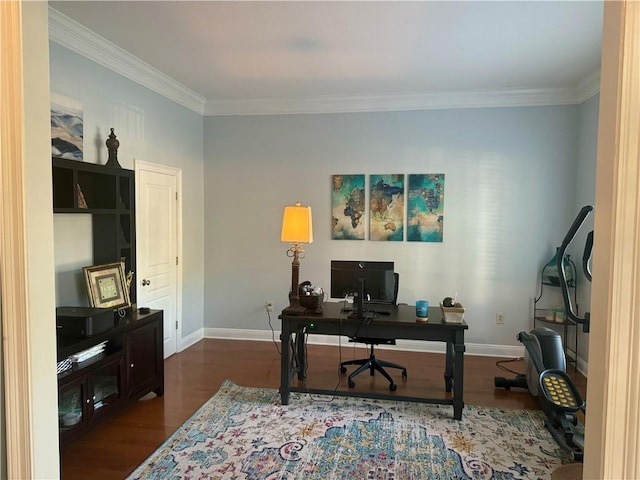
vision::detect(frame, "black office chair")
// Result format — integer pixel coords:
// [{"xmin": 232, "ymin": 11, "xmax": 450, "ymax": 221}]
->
[{"xmin": 339, "ymin": 273, "xmax": 407, "ymax": 391}]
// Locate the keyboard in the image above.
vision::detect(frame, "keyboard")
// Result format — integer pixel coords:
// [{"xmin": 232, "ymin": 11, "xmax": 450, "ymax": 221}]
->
[{"xmin": 341, "ymin": 307, "xmax": 391, "ymax": 316}]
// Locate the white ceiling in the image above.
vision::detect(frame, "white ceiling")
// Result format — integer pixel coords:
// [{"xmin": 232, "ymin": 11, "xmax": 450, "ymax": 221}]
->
[{"xmin": 48, "ymin": 1, "xmax": 604, "ymax": 116}]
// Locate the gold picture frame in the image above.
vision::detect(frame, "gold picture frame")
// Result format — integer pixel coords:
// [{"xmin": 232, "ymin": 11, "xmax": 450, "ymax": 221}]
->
[{"xmin": 83, "ymin": 262, "xmax": 130, "ymax": 309}]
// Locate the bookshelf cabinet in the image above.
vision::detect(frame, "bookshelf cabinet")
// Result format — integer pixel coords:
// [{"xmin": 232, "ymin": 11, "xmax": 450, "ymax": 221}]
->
[
  {"xmin": 53, "ymin": 157, "xmax": 163, "ymax": 448},
  {"xmin": 52, "ymin": 156, "xmax": 137, "ymax": 302}
]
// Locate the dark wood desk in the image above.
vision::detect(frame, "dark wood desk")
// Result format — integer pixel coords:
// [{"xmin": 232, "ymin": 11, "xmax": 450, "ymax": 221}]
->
[{"xmin": 279, "ymin": 302, "xmax": 468, "ymax": 419}]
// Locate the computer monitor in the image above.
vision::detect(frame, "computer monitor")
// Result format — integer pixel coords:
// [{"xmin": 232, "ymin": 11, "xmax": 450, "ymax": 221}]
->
[{"xmin": 330, "ymin": 260, "xmax": 396, "ymax": 311}]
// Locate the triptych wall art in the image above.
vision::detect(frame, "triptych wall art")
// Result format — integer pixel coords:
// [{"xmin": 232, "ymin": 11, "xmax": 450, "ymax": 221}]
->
[{"xmin": 331, "ymin": 174, "xmax": 445, "ymax": 242}]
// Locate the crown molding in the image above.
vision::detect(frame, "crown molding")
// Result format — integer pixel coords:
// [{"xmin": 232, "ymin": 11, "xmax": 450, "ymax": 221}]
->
[
  {"xmin": 575, "ymin": 69, "xmax": 601, "ymax": 103},
  {"xmin": 48, "ymin": 7, "xmax": 206, "ymax": 115},
  {"xmin": 49, "ymin": 7, "xmax": 599, "ymax": 118},
  {"xmin": 204, "ymin": 87, "xmax": 590, "ymax": 116}
]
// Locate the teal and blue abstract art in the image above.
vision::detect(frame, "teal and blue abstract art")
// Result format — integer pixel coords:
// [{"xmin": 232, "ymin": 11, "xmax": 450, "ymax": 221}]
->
[{"xmin": 407, "ymin": 174, "xmax": 445, "ymax": 242}]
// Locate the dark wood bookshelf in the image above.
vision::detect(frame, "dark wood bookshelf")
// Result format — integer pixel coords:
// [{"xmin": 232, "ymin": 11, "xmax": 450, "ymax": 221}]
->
[{"xmin": 52, "ymin": 156, "xmax": 137, "ymax": 301}]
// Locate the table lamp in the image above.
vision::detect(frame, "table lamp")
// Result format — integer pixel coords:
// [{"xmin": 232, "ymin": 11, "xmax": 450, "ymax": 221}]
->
[{"xmin": 281, "ymin": 202, "xmax": 313, "ymax": 315}]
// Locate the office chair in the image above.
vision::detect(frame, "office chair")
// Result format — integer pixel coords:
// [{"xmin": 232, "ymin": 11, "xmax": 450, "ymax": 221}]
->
[{"xmin": 339, "ymin": 273, "xmax": 407, "ymax": 391}]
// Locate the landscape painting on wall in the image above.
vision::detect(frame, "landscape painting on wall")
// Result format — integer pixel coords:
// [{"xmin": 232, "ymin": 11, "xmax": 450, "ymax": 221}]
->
[
  {"xmin": 331, "ymin": 174, "xmax": 365, "ymax": 240},
  {"xmin": 51, "ymin": 92, "xmax": 83, "ymax": 160},
  {"xmin": 369, "ymin": 174, "xmax": 404, "ymax": 241},
  {"xmin": 407, "ymin": 174, "xmax": 445, "ymax": 242}
]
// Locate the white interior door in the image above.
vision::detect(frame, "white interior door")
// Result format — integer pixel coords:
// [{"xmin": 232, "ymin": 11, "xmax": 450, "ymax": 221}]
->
[{"xmin": 135, "ymin": 161, "xmax": 180, "ymax": 358}]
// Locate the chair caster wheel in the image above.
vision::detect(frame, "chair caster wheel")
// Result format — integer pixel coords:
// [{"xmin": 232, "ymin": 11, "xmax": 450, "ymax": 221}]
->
[
  {"xmin": 348, "ymin": 380, "xmax": 355, "ymax": 388},
  {"xmin": 389, "ymin": 383, "xmax": 397, "ymax": 392},
  {"xmin": 340, "ymin": 366, "xmax": 347, "ymax": 374},
  {"xmin": 402, "ymin": 370, "xmax": 407, "ymax": 378}
]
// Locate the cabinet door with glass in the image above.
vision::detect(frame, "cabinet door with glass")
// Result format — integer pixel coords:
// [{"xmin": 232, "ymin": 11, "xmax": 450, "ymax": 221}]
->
[
  {"xmin": 88, "ymin": 355, "xmax": 125, "ymax": 425},
  {"xmin": 58, "ymin": 374, "xmax": 89, "ymax": 439}
]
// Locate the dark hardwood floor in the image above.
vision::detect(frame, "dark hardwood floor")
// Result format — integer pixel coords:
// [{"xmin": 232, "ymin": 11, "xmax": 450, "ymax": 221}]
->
[{"xmin": 60, "ymin": 338, "xmax": 587, "ymax": 479}]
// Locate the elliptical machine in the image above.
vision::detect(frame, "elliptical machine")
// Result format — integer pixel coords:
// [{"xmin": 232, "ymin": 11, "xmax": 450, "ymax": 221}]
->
[{"xmin": 495, "ymin": 205, "xmax": 593, "ymax": 462}]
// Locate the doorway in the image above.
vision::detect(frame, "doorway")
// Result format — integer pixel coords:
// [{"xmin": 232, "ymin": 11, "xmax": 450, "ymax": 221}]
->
[{"xmin": 135, "ymin": 160, "xmax": 182, "ymax": 358}]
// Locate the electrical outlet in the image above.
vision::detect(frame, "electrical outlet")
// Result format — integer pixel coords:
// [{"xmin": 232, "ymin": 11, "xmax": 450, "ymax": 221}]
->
[
  {"xmin": 266, "ymin": 301, "xmax": 274, "ymax": 312},
  {"xmin": 496, "ymin": 312, "xmax": 505, "ymax": 324}
]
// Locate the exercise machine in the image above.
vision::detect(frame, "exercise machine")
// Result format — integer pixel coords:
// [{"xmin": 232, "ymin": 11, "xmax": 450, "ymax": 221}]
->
[{"xmin": 495, "ymin": 205, "xmax": 593, "ymax": 461}]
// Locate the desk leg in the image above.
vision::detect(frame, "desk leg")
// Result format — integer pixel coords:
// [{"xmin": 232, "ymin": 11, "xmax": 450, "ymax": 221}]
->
[
  {"xmin": 296, "ymin": 330, "xmax": 306, "ymax": 381},
  {"xmin": 444, "ymin": 342, "xmax": 453, "ymax": 392},
  {"xmin": 453, "ymin": 331, "xmax": 465, "ymax": 420},
  {"xmin": 279, "ymin": 322, "xmax": 291, "ymax": 405}
]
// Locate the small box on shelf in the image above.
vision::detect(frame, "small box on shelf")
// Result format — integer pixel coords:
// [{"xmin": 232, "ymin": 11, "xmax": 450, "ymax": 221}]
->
[
  {"xmin": 440, "ymin": 303, "xmax": 465, "ymax": 323},
  {"xmin": 299, "ymin": 294, "xmax": 323, "ymax": 314}
]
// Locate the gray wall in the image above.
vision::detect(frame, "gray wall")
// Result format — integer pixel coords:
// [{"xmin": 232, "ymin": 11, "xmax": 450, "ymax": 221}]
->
[
  {"xmin": 203, "ymin": 105, "xmax": 595, "ymax": 348},
  {"xmin": 49, "ymin": 43, "xmax": 205, "ymax": 338},
  {"xmin": 48, "ymin": 41, "xmax": 600, "ymax": 354}
]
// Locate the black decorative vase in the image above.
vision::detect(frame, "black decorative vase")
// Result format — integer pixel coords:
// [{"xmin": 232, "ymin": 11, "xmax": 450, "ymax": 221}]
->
[{"xmin": 105, "ymin": 127, "xmax": 122, "ymax": 168}]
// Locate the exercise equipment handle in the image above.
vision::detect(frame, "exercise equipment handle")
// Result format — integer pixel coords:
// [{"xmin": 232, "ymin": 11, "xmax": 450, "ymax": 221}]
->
[
  {"xmin": 583, "ymin": 231, "xmax": 593, "ymax": 282},
  {"xmin": 557, "ymin": 205, "xmax": 593, "ymax": 331}
]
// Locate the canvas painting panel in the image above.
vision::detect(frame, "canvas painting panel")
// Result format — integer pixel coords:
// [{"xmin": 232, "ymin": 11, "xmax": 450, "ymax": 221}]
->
[
  {"xmin": 331, "ymin": 174, "xmax": 365, "ymax": 240},
  {"xmin": 51, "ymin": 92, "xmax": 83, "ymax": 160},
  {"xmin": 369, "ymin": 174, "xmax": 404, "ymax": 241},
  {"xmin": 407, "ymin": 174, "xmax": 445, "ymax": 242}
]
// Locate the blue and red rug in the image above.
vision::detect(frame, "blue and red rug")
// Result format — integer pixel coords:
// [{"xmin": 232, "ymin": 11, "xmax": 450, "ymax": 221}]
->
[{"xmin": 128, "ymin": 380, "xmax": 571, "ymax": 479}]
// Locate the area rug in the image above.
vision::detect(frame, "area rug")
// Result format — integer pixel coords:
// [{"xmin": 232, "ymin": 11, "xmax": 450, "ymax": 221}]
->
[{"xmin": 128, "ymin": 380, "xmax": 570, "ymax": 480}]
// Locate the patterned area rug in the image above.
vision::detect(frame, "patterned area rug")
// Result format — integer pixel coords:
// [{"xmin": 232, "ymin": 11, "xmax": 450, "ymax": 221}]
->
[{"xmin": 128, "ymin": 380, "xmax": 571, "ymax": 480}]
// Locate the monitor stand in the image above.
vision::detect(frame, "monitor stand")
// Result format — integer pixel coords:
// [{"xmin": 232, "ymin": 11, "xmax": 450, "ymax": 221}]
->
[{"xmin": 349, "ymin": 277, "xmax": 365, "ymax": 320}]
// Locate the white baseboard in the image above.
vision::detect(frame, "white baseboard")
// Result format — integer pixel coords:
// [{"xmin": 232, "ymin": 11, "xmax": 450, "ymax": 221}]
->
[
  {"xmin": 183, "ymin": 327, "xmax": 589, "ymax": 377},
  {"xmin": 201, "ymin": 327, "xmax": 527, "ymax": 358},
  {"xmin": 179, "ymin": 327, "xmax": 588, "ymax": 378},
  {"xmin": 179, "ymin": 328, "xmax": 204, "ymax": 352}
]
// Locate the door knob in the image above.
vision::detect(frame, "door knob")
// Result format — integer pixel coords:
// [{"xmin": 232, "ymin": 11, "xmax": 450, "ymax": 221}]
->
[{"xmin": 142, "ymin": 279, "xmax": 151, "ymax": 286}]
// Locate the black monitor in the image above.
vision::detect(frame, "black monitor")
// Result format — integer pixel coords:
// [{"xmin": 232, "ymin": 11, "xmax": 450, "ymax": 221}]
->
[{"xmin": 330, "ymin": 261, "xmax": 396, "ymax": 314}]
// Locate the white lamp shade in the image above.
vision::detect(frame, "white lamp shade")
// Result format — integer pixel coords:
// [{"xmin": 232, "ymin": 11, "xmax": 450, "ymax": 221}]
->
[{"xmin": 281, "ymin": 203, "xmax": 313, "ymax": 243}]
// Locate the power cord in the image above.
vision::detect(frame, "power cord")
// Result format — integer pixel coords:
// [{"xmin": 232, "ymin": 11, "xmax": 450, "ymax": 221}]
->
[
  {"xmin": 267, "ymin": 309, "xmax": 281, "ymax": 355},
  {"xmin": 495, "ymin": 357, "xmax": 525, "ymax": 376},
  {"xmin": 299, "ymin": 328, "xmax": 344, "ymax": 403},
  {"xmin": 283, "ymin": 295, "xmax": 380, "ymax": 404},
  {"xmin": 269, "ymin": 304, "xmax": 338, "ymax": 403},
  {"xmin": 298, "ymin": 295, "xmax": 350, "ymax": 403},
  {"xmin": 337, "ymin": 295, "xmax": 378, "ymax": 369}
]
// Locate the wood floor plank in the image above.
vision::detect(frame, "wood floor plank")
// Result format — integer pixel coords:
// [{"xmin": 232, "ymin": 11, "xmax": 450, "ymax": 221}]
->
[{"xmin": 60, "ymin": 338, "xmax": 587, "ymax": 479}]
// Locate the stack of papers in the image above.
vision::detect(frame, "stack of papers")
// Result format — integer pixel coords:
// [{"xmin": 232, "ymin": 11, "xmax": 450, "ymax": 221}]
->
[
  {"xmin": 57, "ymin": 358, "xmax": 73, "ymax": 374},
  {"xmin": 70, "ymin": 341, "xmax": 108, "ymax": 363}
]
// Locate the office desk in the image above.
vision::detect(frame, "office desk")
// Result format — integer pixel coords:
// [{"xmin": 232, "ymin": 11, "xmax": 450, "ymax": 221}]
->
[{"xmin": 279, "ymin": 302, "xmax": 468, "ymax": 420}]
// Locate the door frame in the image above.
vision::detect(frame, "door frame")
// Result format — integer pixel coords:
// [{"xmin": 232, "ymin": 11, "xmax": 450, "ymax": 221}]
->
[
  {"xmin": 3, "ymin": 1, "xmax": 638, "ymax": 476},
  {"xmin": 134, "ymin": 159, "xmax": 184, "ymax": 354},
  {"xmin": 1, "ymin": 1, "xmax": 34, "ymax": 477},
  {"xmin": 584, "ymin": 2, "xmax": 640, "ymax": 477}
]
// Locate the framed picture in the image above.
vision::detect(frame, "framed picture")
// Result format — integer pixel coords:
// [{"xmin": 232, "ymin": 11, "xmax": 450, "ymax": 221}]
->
[
  {"xmin": 83, "ymin": 262, "xmax": 130, "ymax": 309},
  {"xmin": 51, "ymin": 92, "xmax": 83, "ymax": 160}
]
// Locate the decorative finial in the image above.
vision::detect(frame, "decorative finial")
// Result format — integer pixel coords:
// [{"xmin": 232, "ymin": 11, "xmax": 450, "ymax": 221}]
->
[{"xmin": 105, "ymin": 127, "xmax": 122, "ymax": 168}]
